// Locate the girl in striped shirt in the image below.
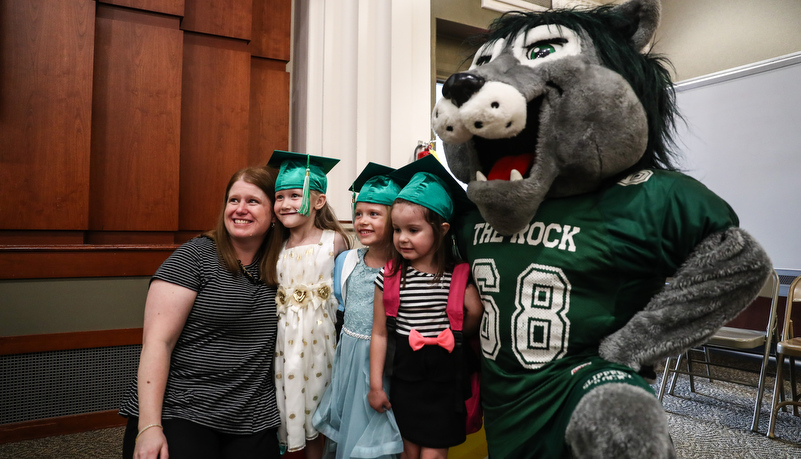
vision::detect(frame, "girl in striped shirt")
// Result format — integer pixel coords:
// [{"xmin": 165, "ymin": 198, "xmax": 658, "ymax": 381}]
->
[{"xmin": 369, "ymin": 167, "xmax": 483, "ymax": 459}]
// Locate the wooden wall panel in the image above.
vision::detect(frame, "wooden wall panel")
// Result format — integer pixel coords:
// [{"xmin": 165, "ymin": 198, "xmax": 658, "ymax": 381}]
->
[
  {"xmin": 0, "ymin": 329, "xmax": 143, "ymax": 355},
  {"xmin": 0, "ymin": 0, "xmax": 291, "ymax": 279},
  {"xmin": 0, "ymin": 231, "xmax": 85, "ymax": 246},
  {"xmin": 85, "ymin": 231, "xmax": 178, "ymax": 245},
  {"xmin": 0, "ymin": 0, "xmax": 95, "ymax": 230},
  {"xmin": 249, "ymin": 58, "xmax": 291, "ymax": 165},
  {"xmin": 97, "ymin": 0, "xmax": 185, "ymax": 16},
  {"xmin": 182, "ymin": 0, "xmax": 252, "ymax": 41},
  {"xmin": 249, "ymin": 0, "xmax": 291, "ymax": 61},
  {"xmin": 0, "ymin": 246, "xmax": 175, "ymax": 279},
  {"xmin": 179, "ymin": 34, "xmax": 252, "ymax": 231},
  {"xmin": 91, "ymin": 6, "xmax": 183, "ymax": 231}
]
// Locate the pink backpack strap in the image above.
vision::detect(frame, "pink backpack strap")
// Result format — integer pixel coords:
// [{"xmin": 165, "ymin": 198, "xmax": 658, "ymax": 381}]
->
[
  {"xmin": 383, "ymin": 260, "xmax": 401, "ymax": 317},
  {"xmin": 381, "ymin": 260, "xmax": 402, "ymax": 377},
  {"xmin": 446, "ymin": 263, "xmax": 470, "ymax": 331}
]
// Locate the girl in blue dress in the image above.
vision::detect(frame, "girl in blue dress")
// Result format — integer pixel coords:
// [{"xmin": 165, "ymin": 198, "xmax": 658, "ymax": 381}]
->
[{"xmin": 313, "ymin": 163, "xmax": 404, "ymax": 459}]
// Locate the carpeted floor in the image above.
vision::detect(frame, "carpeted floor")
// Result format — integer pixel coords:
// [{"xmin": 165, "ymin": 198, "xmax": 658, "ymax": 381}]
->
[
  {"xmin": 0, "ymin": 426, "xmax": 124, "ymax": 458},
  {"xmin": 656, "ymin": 365, "xmax": 801, "ymax": 458},
  {"xmin": 2, "ymin": 352, "xmax": 801, "ymax": 458}
]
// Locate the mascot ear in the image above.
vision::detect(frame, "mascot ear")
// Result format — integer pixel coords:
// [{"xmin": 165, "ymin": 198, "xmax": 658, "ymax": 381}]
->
[{"xmin": 611, "ymin": 0, "xmax": 661, "ymax": 52}]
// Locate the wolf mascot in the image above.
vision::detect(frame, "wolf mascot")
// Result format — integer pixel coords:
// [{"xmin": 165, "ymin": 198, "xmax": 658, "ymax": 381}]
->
[{"xmin": 431, "ymin": 0, "xmax": 772, "ymax": 457}]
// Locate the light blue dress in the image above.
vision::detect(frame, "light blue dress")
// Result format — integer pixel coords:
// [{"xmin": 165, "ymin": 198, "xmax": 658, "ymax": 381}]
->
[{"xmin": 313, "ymin": 248, "xmax": 403, "ymax": 459}]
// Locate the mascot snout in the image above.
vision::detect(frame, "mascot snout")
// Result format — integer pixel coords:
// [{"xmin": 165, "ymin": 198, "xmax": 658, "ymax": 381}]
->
[{"xmin": 442, "ymin": 73, "xmax": 485, "ymax": 107}]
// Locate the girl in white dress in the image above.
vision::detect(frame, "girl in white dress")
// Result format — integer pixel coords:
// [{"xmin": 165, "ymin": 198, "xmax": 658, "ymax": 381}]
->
[{"xmin": 268, "ymin": 151, "xmax": 350, "ymax": 458}]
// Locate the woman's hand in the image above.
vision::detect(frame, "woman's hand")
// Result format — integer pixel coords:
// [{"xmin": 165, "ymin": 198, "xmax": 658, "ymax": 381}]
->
[
  {"xmin": 368, "ymin": 387, "xmax": 392, "ymax": 413},
  {"xmin": 133, "ymin": 426, "xmax": 168, "ymax": 459}
]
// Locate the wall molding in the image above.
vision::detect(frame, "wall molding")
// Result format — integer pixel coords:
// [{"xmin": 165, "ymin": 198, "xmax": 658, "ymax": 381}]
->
[
  {"xmin": 0, "ymin": 245, "xmax": 176, "ymax": 279},
  {"xmin": 0, "ymin": 410, "xmax": 126, "ymax": 444},
  {"xmin": 675, "ymin": 51, "xmax": 801, "ymax": 92},
  {"xmin": 0, "ymin": 328, "xmax": 143, "ymax": 356}
]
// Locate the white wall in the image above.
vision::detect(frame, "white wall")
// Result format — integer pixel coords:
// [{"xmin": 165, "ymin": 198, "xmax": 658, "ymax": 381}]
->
[
  {"xmin": 290, "ymin": 0, "xmax": 433, "ymax": 220},
  {"xmin": 655, "ymin": 0, "xmax": 801, "ymax": 82},
  {"xmin": 673, "ymin": 53, "xmax": 801, "ymax": 269}
]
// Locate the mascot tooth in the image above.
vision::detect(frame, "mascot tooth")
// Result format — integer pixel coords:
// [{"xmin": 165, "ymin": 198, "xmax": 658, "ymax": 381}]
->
[{"xmin": 434, "ymin": 0, "xmax": 773, "ymax": 458}]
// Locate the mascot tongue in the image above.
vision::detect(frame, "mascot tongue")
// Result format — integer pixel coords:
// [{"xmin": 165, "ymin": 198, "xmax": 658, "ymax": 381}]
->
[{"xmin": 487, "ymin": 153, "xmax": 535, "ymax": 180}]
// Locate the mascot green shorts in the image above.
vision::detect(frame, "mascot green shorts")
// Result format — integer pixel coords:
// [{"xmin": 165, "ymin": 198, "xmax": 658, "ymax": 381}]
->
[{"xmin": 483, "ymin": 354, "xmax": 653, "ymax": 458}]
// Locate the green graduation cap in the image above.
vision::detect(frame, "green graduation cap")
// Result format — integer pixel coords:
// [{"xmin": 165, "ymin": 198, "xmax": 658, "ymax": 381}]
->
[
  {"xmin": 268, "ymin": 150, "xmax": 340, "ymax": 216},
  {"xmin": 390, "ymin": 154, "xmax": 472, "ymax": 222},
  {"xmin": 350, "ymin": 162, "xmax": 401, "ymax": 206}
]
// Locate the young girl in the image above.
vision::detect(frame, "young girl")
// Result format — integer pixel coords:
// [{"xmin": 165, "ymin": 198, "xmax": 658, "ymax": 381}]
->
[
  {"xmin": 269, "ymin": 151, "xmax": 351, "ymax": 458},
  {"xmin": 369, "ymin": 168, "xmax": 483, "ymax": 459},
  {"xmin": 313, "ymin": 163, "xmax": 404, "ymax": 459}
]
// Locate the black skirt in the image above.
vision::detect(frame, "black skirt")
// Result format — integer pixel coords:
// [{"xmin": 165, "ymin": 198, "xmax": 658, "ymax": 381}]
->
[{"xmin": 389, "ymin": 336, "xmax": 466, "ymax": 448}]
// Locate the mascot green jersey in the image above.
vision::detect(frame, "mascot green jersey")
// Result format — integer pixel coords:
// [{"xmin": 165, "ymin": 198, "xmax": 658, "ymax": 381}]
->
[{"xmin": 432, "ymin": 1, "xmax": 772, "ymax": 458}]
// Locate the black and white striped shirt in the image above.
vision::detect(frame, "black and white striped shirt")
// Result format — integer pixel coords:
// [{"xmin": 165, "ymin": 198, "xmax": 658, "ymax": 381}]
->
[
  {"xmin": 375, "ymin": 266, "xmax": 452, "ymax": 337},
  {"xmin": 119, "ymin": 236, "xmax": 280, "ymax": 434}
]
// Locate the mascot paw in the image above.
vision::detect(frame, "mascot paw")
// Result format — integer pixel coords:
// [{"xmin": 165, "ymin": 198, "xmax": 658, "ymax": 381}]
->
[{"xmin": 566, "ymin": 383, "xmax": 675, "ymax": 459}]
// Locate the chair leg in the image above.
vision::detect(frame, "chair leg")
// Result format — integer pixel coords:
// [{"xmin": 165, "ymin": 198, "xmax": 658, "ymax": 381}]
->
[
  {"xmin": 687, "ymin": 351, "xmax": 696, "ymax": 393},
  {"xmin": 668, "ymin": 352, "xmax": 684, "ymax": 396},
  {"xmin": 703, "ymin": 346, "xmax": 713, "ymax": 382},
  {"xmin": 767, "ymin": 352, "xmax": 786, "ymax": 438},
  {"xmin": 750, "ymin": 342, "xmax": 773, "ymax": 432},
  {"xmin": 790, "ymin": 356, "xmax": 799, "ymax": 417},
  {"xmin": 658, "ymin": 356, "xmax": 672, "ymax": 401}
]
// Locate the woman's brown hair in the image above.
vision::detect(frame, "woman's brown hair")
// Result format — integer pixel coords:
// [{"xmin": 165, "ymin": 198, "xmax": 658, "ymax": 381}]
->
[{"xmin": 202, "ymin": 166, "xmax": 282, "ymax": 286}]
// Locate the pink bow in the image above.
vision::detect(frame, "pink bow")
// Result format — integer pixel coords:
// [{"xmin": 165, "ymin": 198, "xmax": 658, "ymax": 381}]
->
[{"xmin": 408, "ymin": 328, "xmax": 455, "ymax": 353}]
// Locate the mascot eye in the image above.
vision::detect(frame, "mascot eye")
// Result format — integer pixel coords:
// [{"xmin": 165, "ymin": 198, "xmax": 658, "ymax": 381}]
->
[
  {"xmin": 469, "ymin": 38, "xmax": 506, "ymax": 70},
  {"xmin": 527, "ymin": 45, "xmax": 556, "ymax": 60},
  {"xmin": 512, "ymin": 27, "xmax": 579, "ymax": 68},
  {"xmin": 475, "ymin": 55, "xmax": 492, "ymax": 66}
]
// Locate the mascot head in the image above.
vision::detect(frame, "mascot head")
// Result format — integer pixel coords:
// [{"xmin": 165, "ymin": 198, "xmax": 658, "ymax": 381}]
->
[{"xmin": 432, "ymin": 0, "xmax": 678, "ymax": 235}]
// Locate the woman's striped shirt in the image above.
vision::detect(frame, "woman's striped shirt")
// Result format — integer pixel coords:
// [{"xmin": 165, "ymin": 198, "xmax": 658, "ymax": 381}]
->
[
  {"xmin": 119, "ymin": 236, "xmax": 280, "ymax": 434},
  {"xmin": 375, "ymin": 266, "xmax": 453, "ymax": 337}
]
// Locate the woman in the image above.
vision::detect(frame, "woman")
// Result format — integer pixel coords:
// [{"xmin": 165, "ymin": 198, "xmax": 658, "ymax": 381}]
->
[{"xmin": 120, "ymin": 166, "xmax": 284, "ymax": 459}]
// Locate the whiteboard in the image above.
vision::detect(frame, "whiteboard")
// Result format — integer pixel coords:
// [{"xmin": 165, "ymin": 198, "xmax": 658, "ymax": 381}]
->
[{"xmin": 673, "ymin": 52, "xmax": 801, "ymax": 270}]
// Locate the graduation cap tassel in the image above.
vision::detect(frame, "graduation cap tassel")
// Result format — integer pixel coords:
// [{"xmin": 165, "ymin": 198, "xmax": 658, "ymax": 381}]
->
[
  {"xmin": 298, "ymin": 155, "xmax": 312, "ymax": 216},
  {"xmin": 351, "ymin": 184, "xmax": 357, "ymax": 224},
  {"xmin": 451, "ymin": 233, "xmax": 462, "ymax": 261}
]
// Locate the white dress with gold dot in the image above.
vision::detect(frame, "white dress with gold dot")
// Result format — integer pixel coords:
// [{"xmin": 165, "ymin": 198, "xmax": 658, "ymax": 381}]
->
[{"xmin": 274, "ymin": 229, "xmax": 338, "ymax": 452}]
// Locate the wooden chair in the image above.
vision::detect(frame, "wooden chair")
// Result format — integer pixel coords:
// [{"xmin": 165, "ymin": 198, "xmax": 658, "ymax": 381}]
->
[
  {"xmin": 658, "ymin": 269, "xmax": 781, "ymax": 432},
  {"xmin": 766, "ymin": 274, "xmax": 801, "ymax": 438}
]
